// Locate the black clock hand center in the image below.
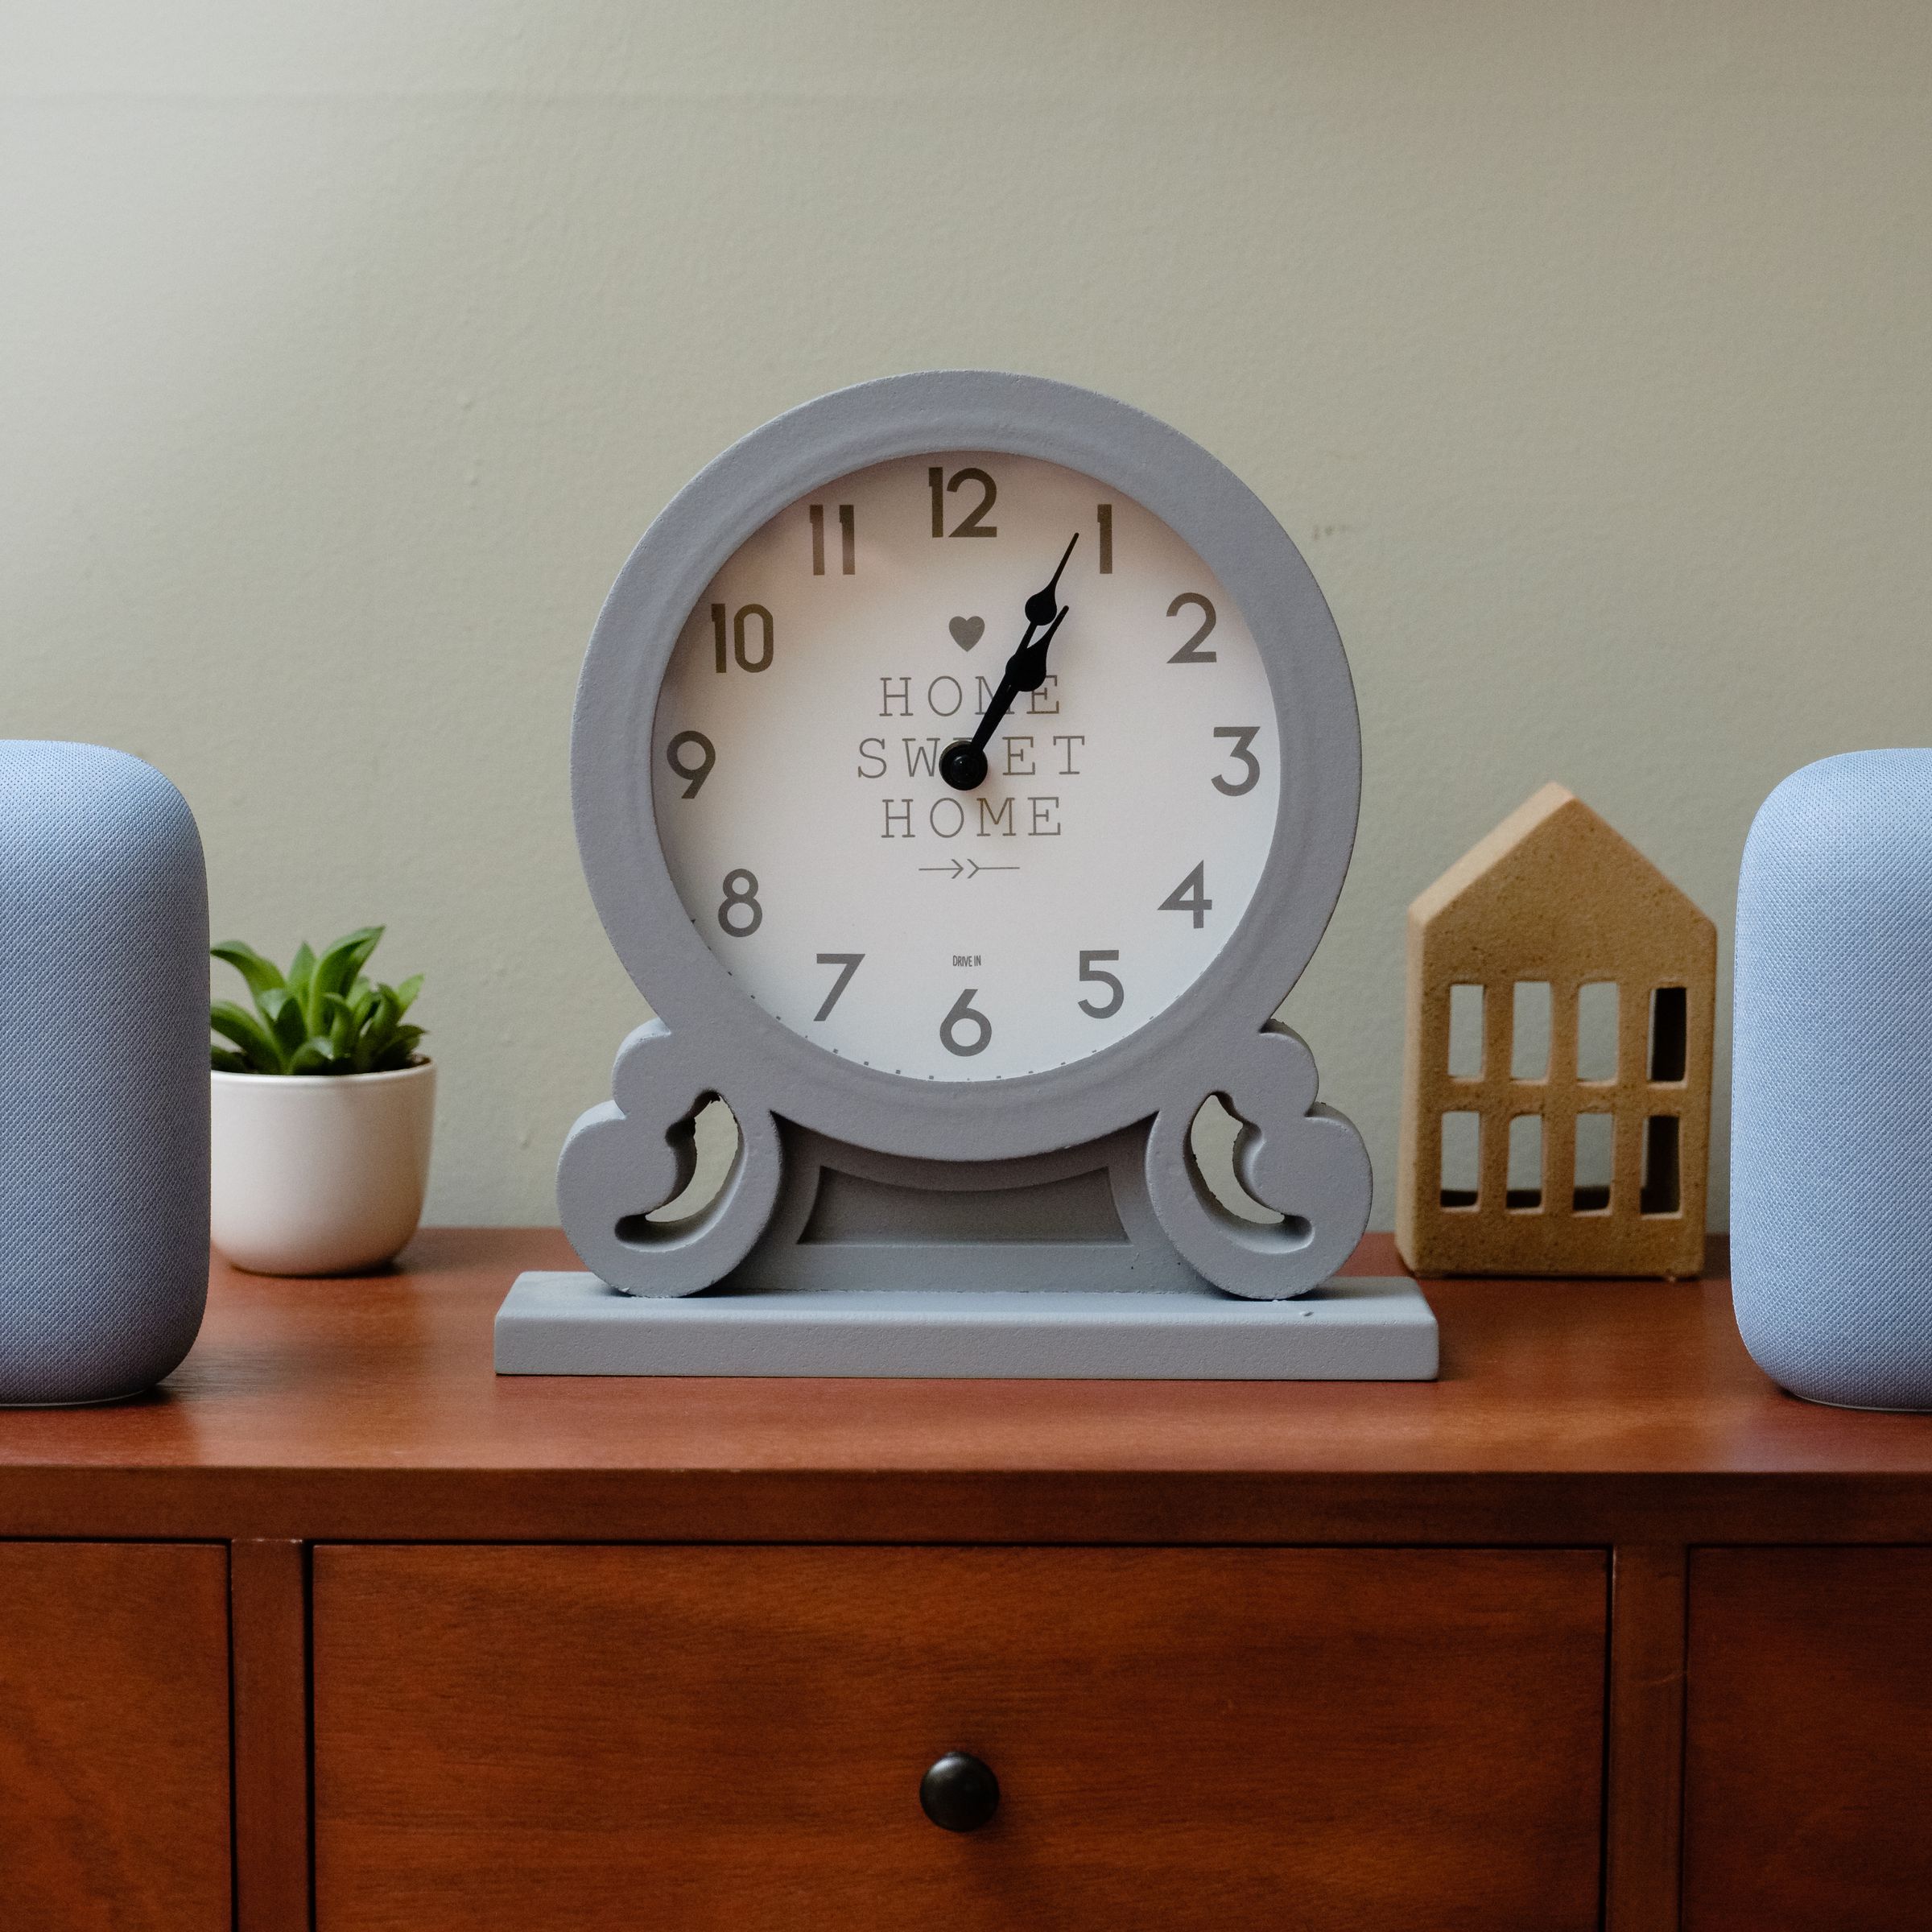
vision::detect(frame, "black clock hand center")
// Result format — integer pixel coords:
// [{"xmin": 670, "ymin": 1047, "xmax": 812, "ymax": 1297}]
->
[{"xmin": 939, "ymin": 535, "xmax": 1079, "ymax": 792}]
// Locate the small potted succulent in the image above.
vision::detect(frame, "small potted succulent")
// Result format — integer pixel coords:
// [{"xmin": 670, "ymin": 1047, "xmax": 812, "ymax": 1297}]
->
[{"xmin": 208, "ymin": 927, "xmax": 434, "ymax": 1275}]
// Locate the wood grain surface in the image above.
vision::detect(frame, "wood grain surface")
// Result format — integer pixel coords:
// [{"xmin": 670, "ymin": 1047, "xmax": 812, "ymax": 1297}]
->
[
  {"xmin": 312, "ymin": 1542, "xmax": 1607, "ymax": 1932},
  {"xmin": 231, "ymin": 1539, "xmax": 311, "ymax": 1932},
  {"xmin": 0, "ymin": 1232, "xmax": 1927, "ymax": 1549},
  {"xmin": 1683, "ymin": 1546, "xmax": 1932, "ymax": 1930},
  {"xmin": 0, "ymin": 1542, "xmax": 231, "ymax": 1930},
  {"xmin": 1606, "ymin": 1544, "xmax": 1687, "ymax": 1932}
]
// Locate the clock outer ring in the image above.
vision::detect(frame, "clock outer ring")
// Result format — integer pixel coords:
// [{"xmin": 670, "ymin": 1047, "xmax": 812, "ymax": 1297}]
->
[{"xmin": 572, "ymin": 369, "xmax": 1361, "ymax": 1164}]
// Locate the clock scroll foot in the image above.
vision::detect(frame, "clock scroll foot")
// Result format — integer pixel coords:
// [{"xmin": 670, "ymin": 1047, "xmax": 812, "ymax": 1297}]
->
[
  {"xmin": 556, "ymin": 1019, "xmax": 782, "ymax": 1296},
  {"xmin": 1146, "ymin": 1022, "xmax": 1372, "ymax": 1299}
]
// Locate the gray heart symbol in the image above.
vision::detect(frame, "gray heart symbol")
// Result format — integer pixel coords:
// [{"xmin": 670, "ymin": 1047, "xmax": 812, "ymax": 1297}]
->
[{"xmin": 949, "ymin": 615, "xmax": 985, "ymax": 651}]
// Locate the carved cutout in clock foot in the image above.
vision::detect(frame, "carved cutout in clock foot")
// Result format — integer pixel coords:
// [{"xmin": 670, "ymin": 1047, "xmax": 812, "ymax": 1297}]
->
[
  {"xmin": 616, "ymin": 1098, "xmax": 741, "ymax": 1238},
  {"xmin": 1191, "ymin": 1095, "xmax": 1294, "ymax": 1232},
  {"xmin": 557, "ymin": 1019, "xmax": 783, "ymax": 1297},
  {"xmin": 1146, "ymin": 1026, "xmax": 1371, "ymax": 1298}
]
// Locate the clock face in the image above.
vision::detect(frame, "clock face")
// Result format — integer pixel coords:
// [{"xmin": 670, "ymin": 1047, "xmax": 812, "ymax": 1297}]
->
[{"xmin": 650, "ymin": 451, "xmax": 1280, "ymax": 1081}]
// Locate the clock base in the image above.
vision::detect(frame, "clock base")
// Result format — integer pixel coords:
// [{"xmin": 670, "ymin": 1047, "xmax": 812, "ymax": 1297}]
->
[{"xmin": 493, "ymin": 1274, "xmax": 1438, "ymax": 1381}]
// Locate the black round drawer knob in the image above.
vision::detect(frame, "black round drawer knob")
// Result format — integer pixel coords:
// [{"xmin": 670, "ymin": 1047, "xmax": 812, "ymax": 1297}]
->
[{"xmin": 920, "ymin": 1750, "xmax": 1001, "ymax": 1832}]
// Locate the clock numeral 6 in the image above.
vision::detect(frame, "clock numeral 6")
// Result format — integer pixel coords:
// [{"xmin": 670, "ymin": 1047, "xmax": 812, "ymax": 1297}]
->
[
  {"xmin": 813, "ymin": 952, "xmax": 864, "ymax": 1021},
  {"xmin": 717, "ymin": 869, "xmax": 762, "ymax": 937},
  {"xmin": 711, "ymin": 602, "xmax": 774, "ymax": 674},
  {"xmin": 939, "ymin": 986, "xmax": 992, "ymax": 1057},
  {"xmin": 664, "ymin": 730, "xmax": 716, "ymax": 799},
  {"xmin": 1212, "ymin": 726, "xmax": 1261, "ymax": 796},
  {"xmin": 1076, "ymin": 949, "xmax": 1124, "ymax": 1019},
  {"xmin": 1159, "ymin": 862, "xmax": 1212, "ymax": 930},
  {"xmin": 1166, "ymin": 592, "xmax": 1217, "ymax": 663},
  {"xmin": 929, "ymin": 466, "xmax": 998, "ymax": 539}
]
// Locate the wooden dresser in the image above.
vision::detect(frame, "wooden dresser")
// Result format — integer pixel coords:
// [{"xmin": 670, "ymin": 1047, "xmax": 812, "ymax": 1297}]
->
[{"xmin": 4, "ymin": 1229, "xmax": 1931, "ymax": 1932}]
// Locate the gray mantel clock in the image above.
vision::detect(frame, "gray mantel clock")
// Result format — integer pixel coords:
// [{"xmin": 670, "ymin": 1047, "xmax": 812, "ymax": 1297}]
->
[{"xmin": 496, "ymin": 371, "xmax": 1436, "ymax": 1379}]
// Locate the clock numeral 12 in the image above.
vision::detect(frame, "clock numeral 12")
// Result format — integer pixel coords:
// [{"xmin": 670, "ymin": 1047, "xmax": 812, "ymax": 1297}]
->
[
  {"xmin": 1160, "ymin": 862, "xmax": 1212, "ymax": 930},
  {"xmin": 929, "ymin": 466, "xmax": 997, "ymax": 539},
  {"xmin": 1096, "ymin": 503, "xmax": 1113, "ymax": 574},
  {"xmin": 712, "ymin": 603, "xmax": 774, "ymax": 674},
  {"xmin": 809, "ymin": 503, "xmax": 855, "ymax": 576}
]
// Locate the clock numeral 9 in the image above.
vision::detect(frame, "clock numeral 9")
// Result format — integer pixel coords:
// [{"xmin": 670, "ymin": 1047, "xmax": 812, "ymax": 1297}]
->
[
  {"xmin": 1166, "ymin": 592, "xmax": 1217, "ymax": 663},
  {"xmin": 711, "ymin": 602, "xmax": 774, "ymax": 674},
  {"xmin": 664, "ymin": 730, "xmax": 716, "ymax": 799},
  {"xmin": 939, "ymin": 986, "xmax": 992, "ymax": 1057},
  {"xmin": 717, "ymin": 869, "xmax": 762, "ymax": 937},
  {"xmin": 1159, "ymin": 862, "xmax": 1212, "ymax": 930},
  {"xmin": 929, "ymin": 466, "xmax": 998, "ymax": 539},
  {"xmin": 1212, "ymin": 726, "xmax": 1261, "ymax": 796},
  {"xmin": 1076, "ymin": 950, "xmax": 1124, "ymax": 1019}
]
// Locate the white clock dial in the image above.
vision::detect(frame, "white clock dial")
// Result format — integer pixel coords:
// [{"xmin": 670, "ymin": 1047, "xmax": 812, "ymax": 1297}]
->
[{"xmin": 650, "ymin": 452, "xmax": 1280, "ymax": 1081}]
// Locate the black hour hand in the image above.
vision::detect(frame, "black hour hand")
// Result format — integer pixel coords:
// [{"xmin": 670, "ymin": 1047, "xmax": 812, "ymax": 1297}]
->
[{"xmin": 1009, "ymin": 604, "xmax": 1067, "ymax": 693}]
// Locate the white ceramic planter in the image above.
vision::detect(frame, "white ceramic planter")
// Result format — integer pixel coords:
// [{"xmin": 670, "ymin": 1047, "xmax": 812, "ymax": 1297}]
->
[{"xmin": 210, "ymin": 1062, "xmax": 436, "ymax": 1276}]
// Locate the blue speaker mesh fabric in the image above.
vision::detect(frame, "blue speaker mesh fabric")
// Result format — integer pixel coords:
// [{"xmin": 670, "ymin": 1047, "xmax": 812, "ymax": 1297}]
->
[
  {"xmin": 1733, "ymin": 749, "xmax": 1932, "ymax": 1409},
  {"xmin": 0, "ymin": 743, "xmax": 208, "ymax": 1403}
]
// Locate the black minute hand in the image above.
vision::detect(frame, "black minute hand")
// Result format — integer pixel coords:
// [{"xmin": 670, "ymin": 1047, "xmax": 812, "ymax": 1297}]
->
[{"xmin": 939, "ymin": 532, "xmax": 1078, "ymax": 792}]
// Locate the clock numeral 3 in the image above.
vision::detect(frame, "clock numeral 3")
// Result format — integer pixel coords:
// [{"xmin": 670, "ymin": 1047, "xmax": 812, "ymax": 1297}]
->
[
  {"xmin": 664, "ymin": 730, "xmax": 716, "ymax": 799},
  {"xmin": 813, "ymin": 952, "xmax": 864, "ymax": 1021},
  {"xmin": 1212, "ymin": 726, "xmax": 1261, "ymax": 796},
  {"xmin": 1166, "ymin": 592, "xmax": 1217, "ymax": 663},
  {"xmin": 717, "ymin": 869, "xmax": 763, "ymax": 937},
  {"xmin": 929, "ymin": 466, "xmax": 997, "ymax": 539},
  {"xmin": 711, "ymin": 602, "xmax": 774, "ymax": 674},
  {"xmin": 809, "ymin": 503, "xmax": 856, "ymax": 576},
  {"xmin": 1076, "ymin": 949, "xmax": 1124, "ymax": 1019},
  {"xmin": 1159, "ymin": 862, "xmax": 1212, "ymax": 930},
  {"xmin": 939, "ymin": 987, "xmax": 993, "ymax": 1057}
]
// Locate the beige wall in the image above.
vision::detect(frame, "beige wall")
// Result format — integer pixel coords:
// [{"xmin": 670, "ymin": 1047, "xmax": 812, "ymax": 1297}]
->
[{"xmin": 6, "ymin": 2, "xmax": 1930, "ymax": 1227}]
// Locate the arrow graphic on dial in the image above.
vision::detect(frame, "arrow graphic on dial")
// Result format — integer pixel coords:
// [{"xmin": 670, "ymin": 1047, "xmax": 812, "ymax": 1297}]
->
[{"xmin": 916, "ymin": 860, "xmax": 1020, "ymax": 879}]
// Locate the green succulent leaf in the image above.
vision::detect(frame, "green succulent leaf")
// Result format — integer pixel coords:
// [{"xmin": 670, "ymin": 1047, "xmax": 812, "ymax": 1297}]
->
[
  {"xmin": 211, "ymin": 1000, "xmax": 286, "ymax": 1073},
  {"xmin": 286, "ymin": 941, "xmax": 316, "ymax": 1007},
  {"xmin": 260, "ymin": 989, "xmax": 311, "ymax": 1063},
  {"xmin": 211, "ymin": 940, "xmax": 286, "ymax": 1007},
  {"xmin": 313, "ymin": 927, "xmax": 384, "ymax": 1013},
  {"xmin": 210, "ymin": 928, "xmax": 425, "ymax": 1076}
]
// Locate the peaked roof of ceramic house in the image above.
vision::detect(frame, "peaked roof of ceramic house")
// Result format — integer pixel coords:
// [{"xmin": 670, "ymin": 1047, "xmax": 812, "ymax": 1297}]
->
[{"xmin": 1410, "ymin": 782, "xmax": 1713, "ymax": 968}]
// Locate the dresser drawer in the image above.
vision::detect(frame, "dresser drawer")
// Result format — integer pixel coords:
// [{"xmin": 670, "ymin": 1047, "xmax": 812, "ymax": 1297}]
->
[
  {"xmin": 1686, "ymin": 1546, "xmax": 1932, "ymax": 1930},
  {"xmin": 0, "ymin": 1542, "xmax": 231, "ymax": 1931},
  {"xmin": 314, "ymin": 1544, "xmax": 1604, "ymax": 1931}
]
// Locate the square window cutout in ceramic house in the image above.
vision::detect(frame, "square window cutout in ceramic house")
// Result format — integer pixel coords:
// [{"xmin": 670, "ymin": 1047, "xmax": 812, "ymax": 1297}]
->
[
  {"xmin": 1641, "ymin": 1117, "xmax": 1681, "ymax": 1216},
  {"xmin": 1511, "ymin": 982, "xmax": 1550, "ymax": 1080},
  {"xmin": 1573, "ymin": 1113, "xmax": 1613, "ymax": 1213},
  {"xmin": 1577, "ymin": 983, "xmax": 1618, "ymax": 1081},
  {"xmin": 1447, "ymin": 984, "xmax": 1484, "ymax": 1078},
  {"xmin": 1506, "ymin": 1115, "xmax": 1543, "ymax": 1212},
  {"xmin": 1649, "ymin": 987, "xmax": 1688, "ymax": 1083},
  {"xmin": 1439, "ymin": 1112, "xmax": 1480, "ymax": 1210}
]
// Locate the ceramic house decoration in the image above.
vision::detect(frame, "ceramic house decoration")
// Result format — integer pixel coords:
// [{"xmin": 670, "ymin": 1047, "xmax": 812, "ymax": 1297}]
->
[{"xmin": 1396, "ymin": 782, "xmax": 1715, "ymax": 1278}]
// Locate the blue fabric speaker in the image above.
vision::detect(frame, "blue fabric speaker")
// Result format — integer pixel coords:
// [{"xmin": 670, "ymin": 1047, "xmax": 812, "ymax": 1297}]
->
[
  {"xmin": 0, "ymin": 743, "xmax": 209, "ymax": 1404},
  {"xmin": 1732, "ymin": 749, "xmax": 1932, "ymax": 1410}
]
